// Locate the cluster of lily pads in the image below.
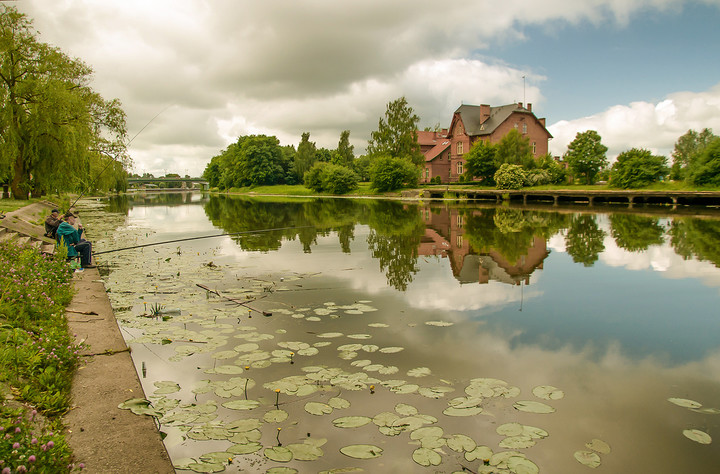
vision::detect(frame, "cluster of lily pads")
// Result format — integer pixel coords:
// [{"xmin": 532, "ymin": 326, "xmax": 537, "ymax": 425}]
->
[{"xmin": 668, "ymin": 397, "xmax": 716, "ymax": 445}]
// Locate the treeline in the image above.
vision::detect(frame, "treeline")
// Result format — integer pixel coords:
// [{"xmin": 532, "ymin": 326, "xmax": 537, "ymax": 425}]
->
[
  {"xmin": 204, "ymin": 97, "xmax": 426, "ymax": 194},
  {"xmin": 0, "ymin": 6, "xmax": 128, "ymax": 199}
]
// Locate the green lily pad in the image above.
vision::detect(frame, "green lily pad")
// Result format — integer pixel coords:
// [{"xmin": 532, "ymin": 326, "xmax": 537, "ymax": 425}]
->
[
  {"xmin": 200, "ymin": 451, "xmax": 233, "ymax": 463},
  {"xmin": 286, "ymin": 443, "xmax": 324, "ymax": 461},
  {"xmin": 395, "ymin": 403, "xmax": 418, "ymax": 416},
  {"xmin": 513, "ymin": 400, "xmax": 556, "ymax": 414},
  {"xmin": 507, "ymin": 456, "xmax": 539, "ymax": 474},
  {"xmin": 499, "ymin": 435, "xmax": 535, "ymax": 449},
  {"xmin": 333, "ymin": 416, "xmax": 373, "ymax": 428},
  {"xmin": 222, "ymin": 399, "xmax": 260, "ymax": 410},
  {"xmin": 379, "ymin": 346, "xmax": 404, "ymax": 353},
  {"xmin": 522, "ymin": 425, "xmax": 549, "ymax": 439},
  {"xmin": 574, "ymin": 450, "xmax": 601, "ymax": 468},
  {"xmin": 425, "ymin": 320, "xmax": 454, "ymax": 327},
  {"xmin": 264, "ymin": 446, "xmax": 293, "ymax": 462},
  {"xmin": 340, "ymin": 444, "xmax": 383, "ymax": 459},
  {"xmin": 446, "ymin": 434, "xmax": 476, "ymax": 453},
  {"xmin": 585, "ymin": 438, "xmax": 611, "ymax": 454},
  {"xmin": 266, "ymin": 468, "xmax": 298, "ymax": 474},
  {"xmin": 328, "ymin": 397, "xmax": 351, "ymax": 409},
  {"xmin": 683, "ymin": 429, "xmax": 712, "ymax": 444},
  {"xmin": 412, "ymin": 447, "xmax": 442, "ymax": 466},
  {"xmin": 118, "ymin": 398, "xmax": 162, "ymax": 417},
  {"xmin": 668, "ymin": 397, "xmax": 702, "ymax": 409},
  {"xmin": 532, "ymin": 385, "xmax": 564, "ymax": 400},
  {"xmin": 227, "ymin": 442, "xmax": 263, "ymax": 455},
  {"xmin": 186, "ymin": 461, "xmax": 225, "ymax": 473},
  {"xmin": 407, "ymin": 367, "xmax": 431, "ymax": 378},
  {"xmin": 410, "ymin": 426, "xmax": 444, "ymax": 440},
  {"xmin": 443, "ymin": 406, "xmax": 483, "ymax": 417},
  {"xmin": 153, "ymin": 381, "xmax": 181, "ymax": 395},
  {"xmin": 464, "ymin": 445, "xmax": 493, "ymax": 462},
  {"xmin": 497, "ymin": 422, "xmax": 524, "ymax": 436},
  {"xmin": 227, "ymin": 418, "xmax": 263, "ymax": 432},
  {"xmin": 305, "ymin": 402, "xmax": 333, "ymax": 415},
  {"xmin": 264, "ymin": 409, "xmax": 289, "ymax": 423}
]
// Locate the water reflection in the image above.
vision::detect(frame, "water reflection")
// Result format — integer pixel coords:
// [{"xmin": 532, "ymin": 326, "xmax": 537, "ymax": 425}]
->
[{"xmin": 95, "ymin": 195, "xmax": 720, "ymax": 473}]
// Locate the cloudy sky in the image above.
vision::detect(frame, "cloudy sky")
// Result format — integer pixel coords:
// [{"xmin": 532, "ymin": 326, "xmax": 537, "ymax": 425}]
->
[{"xmin": 12, "ymin": 0, "xmax": 720, "ymax": 176}]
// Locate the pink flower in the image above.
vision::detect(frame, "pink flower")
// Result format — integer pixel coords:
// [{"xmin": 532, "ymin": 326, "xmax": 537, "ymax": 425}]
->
[
  {"xmin": 28, "ymin": 455, "xmax": 36, "ymax": 463},
  {"xmin": 47, "ymin": 440, "xmax": 54, "ymax": 448},
  {"xmin": 12, "ymin": 442, "xmax": 20, "ymax": 449}
]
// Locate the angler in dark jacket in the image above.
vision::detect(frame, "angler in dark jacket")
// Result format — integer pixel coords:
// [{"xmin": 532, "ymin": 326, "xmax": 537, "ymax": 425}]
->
[{"xmin": 56, "ymin": 212, "xmax": 95, "ymax": 269}]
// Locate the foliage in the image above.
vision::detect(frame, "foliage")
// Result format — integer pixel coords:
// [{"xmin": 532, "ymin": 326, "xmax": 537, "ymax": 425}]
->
[
  {"xmin": 352, "ymin": 155, "xmax": 372, "ymax": 182},
  {"xmin": 294, "ymin": 133, "xmax": 317, "ymax": 184},
  {"xmin": 609, "ymin": 148, "xmax": 668, "ymax": 189},
  {"xmin": 367, "ymin": 96, "xmax": 424, "ymax": 166},
  {"xmin": 332, "ymin": 130, "xmax": 355, "ymax": 168},
  {"xmin": 537, "ymin": 154, "xmax": 567, "ymax": 185},
  {"xmin": 0, "ymin": 6, "xmax": 128, "ymax": 199},
  {"xmin": 495, "ymin": 129, "xmax": 535, "ymax": 169},
  {"xmin": 565, "ymin": 214, "xmax": 606, "ymax": 266},
  {"xmin": 303, "ymin": 162, "xmax": 359, "ymax": 195},
  {"xmin": 369, "ymin": 155, "xmax": 419, "ymax": 192},
  {"xmin": 669, "ymin": 217, "xmax": 720, "ymax": 267},
  {"xmin": 671, "ymin": 128, "xmax": 716, "ymax": 180},
  {"xmin": 494, "ymin": 163, "xmax": 525, "ymax": 190},
  {"xmin": 523, "ymin": 169, "xmax": 552, "ymax": 187},
  {"xmin": 463, "ymin": 140, "xmax": 497, "ymax": 185},
  {"xmin": 686, "ymin": 138, "xmax": 720, "ymax": 187},
  {"xmin": 204, "ymin": 135, "xmax": 290, "ymax": 189},
  {"xmin": 610, "ymin": 214, "xmax": 665, "ymax": 252},
  {"xmin": 564, "ymin": 130, "xmax": 608, "ymax": 184},
  {"xmin": 0, "ymin": 241, "xmax": 82, "ymax": 471}
]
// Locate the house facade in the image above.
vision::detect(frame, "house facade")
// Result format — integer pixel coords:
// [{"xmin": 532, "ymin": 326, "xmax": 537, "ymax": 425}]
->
[{"xmin": 419, "ymin": 102, "xmax": 552, "ymax": 183}]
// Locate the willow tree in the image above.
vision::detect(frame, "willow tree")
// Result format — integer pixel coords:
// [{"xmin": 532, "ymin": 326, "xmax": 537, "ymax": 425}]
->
[{"xmin": 0, "ymin": 6, "xmax": 127, "ymax": 199}]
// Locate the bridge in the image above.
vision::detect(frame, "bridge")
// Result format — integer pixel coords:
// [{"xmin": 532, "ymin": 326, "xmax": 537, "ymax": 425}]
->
[{"xmin": 127, "ymin": 177, "xmax": 209, "ymax": 190}]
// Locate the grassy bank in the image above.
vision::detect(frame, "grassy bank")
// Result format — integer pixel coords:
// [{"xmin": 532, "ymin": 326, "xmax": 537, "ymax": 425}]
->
[{"xmin": 0, "ymin": 242, "xmax": 84, "ymax": 472}]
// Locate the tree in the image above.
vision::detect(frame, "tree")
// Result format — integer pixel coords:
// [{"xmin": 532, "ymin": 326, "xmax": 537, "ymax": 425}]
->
[
  {"xmin": 464, "ymin": 140, "xmax": 497, "ymax": 184},
  {"xmin": 494, "ymin": 163, "xmax": 525, "ymax": 190},
  {"xmin": 495, "ymin": 129, "xmax": 534, "ymax": 168},
  {"xmin": 537, "ymin": 153, "xmax": 567, "ymax": 185},
  {"xmin": 0, "ymin": 6, "xmax": 127, "ymax": 198},
  {"xmin": 235, "ymin": 135, "xmax": 285, "ymax": 186},
  {"xmin": 369, "ymin": 155, "xmax": 419, "ymax": 192},
  {"xmin": 609, "ymin": 148, "xmax": 668, "ymax": 188},
  {"xmin": 563, "ymin": 130, "xmax": 608, "ymax": 184},
  {"xmin": 671, "ymin": 128, "xmax": 716, "ymax": 180},
  {"xmin": 293, "ymin": 132, "xmax": 316, "ymax": 183},
  {"xmin": 686, "ymin": 138, "xmax": 720, "ymax": 186},
  {"xmin": 304, "ymin": 162, "xmax": 358, "ymax": 194},
  {"xmin": 333, "ymin": 130, "xmax": 354, "ymax": 167},
  {"xmin": 610, "ymin": 214, "xmax": 665, "ymax": 252},
  {"xmin": 565, "ymin": 214, "xmax": 606, "ymax": 267},
  {"xmin": 367, "ymin": 96, "xmax": 423, "ymax": 166}
]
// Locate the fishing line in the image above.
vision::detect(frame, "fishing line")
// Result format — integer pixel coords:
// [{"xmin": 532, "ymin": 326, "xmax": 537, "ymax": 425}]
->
[{"xmin": 92, "ymin": 225, "xmax": 314, "ymax": 256}]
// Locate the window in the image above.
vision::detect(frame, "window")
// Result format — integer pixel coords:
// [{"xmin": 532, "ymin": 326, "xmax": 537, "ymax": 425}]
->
[
  {"xmin": 457, "ymin": 162, "xmax": 463, "ymax": 175},
  {"xmin": 514, "ymin": 123, "xmax": 519, "ymax": 129},
  {"xmin": 523, "ymin": 123, "xmax": 527, "ymax": 134},
  {"xmin": 532, "ymin": 142, "xmax": 536, "ymax": 154},
  {"xmin": 456, "ymin": 235, "xmax": 464, "ymax": 248},
  {"xmin": 425, "ymin": 168, "xmax": 429, "ymax": 179},
  {"xmin": 457, "ymin": 215, "xmax": 464, "ymax": 228},
  {"xmin": 457, "ymin": 141, "xmax": 464, "ymax": 154}
]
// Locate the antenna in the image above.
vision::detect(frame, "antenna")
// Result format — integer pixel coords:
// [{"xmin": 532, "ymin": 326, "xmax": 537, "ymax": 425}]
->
[{"xmin": 522, "ymin": 75, "xmax": 526, "ymax": 106}]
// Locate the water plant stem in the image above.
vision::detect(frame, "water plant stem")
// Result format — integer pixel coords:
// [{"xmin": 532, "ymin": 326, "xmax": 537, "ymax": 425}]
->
[{"xmin": 196, "ymin": 283, "xmax": 272, "ymax": 316}]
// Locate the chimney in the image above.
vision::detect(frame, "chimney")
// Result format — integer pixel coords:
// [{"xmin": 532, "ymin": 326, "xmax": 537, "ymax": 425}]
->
[
  {"xmin": 441, "ymin": 128, "xmax": 448, "ymax": 136},
  {"xmin": 518, "ymin": 102, "xmax": 523, "ymax": 109},
  {"xmin": 539, "ymin": 118, "xmax": 546, "ymax": 127},
  {"xmin": 480, "ymin": 104, "xmax": 490, "ymax": 122},
  {"xmin": 527, "ymin": 103, "xmax": 532, "ymax": 112}
]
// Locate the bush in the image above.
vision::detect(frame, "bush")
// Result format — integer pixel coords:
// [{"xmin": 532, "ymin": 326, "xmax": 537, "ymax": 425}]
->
[
  {"xmin": 369, "ymin": 155, "xmax": 420, "ymax": 192},
  {"xmin": 303, "ymin": 162, "xmax": 359, "ymax": 194},
  {"xmin": 524, "ymin": 169, "xmax": 551, "ymax": 186},
  {"xmin": 609, "ymin": 148, "xmax": 668, "ymax": 188},
  {"xmin": 432, "ymin": 176, "xmax": 442, "ymax": 184},
  {"xmin": 687, "ymin": 138, "xmax": 720, "ymax": 186},
  {"xmin": 494, "ymin": 163, "xmax": 525, "ymax": 189}
]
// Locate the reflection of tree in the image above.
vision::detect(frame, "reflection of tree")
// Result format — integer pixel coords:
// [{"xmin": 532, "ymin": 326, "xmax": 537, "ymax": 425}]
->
[
  {"xmin": 465, "ymin": 208, "xmax": 570, "ymax": 263},
  {"xmin": 609, "ymin": 214, "xmax": 665, "ymax": 251},
  {"xmin": 365, "ymin": 201, "xmax": 424, "ymax": 291},
  {"xmin": 106, "ymin": 195, "xmax": 130, "ymax": 214},
  {"xmin": 669, "ymin": 218, "xmax": 720, "ymax": 267},
  {"xmin": 565, "ymin": 214, "xmax": 606, "ymax": 266}
]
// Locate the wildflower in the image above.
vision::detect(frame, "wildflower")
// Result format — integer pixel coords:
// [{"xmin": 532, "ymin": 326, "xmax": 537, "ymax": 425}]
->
[
  {"xmin": 13, "ymin": 442, "xmax": 20, "ymax": 449},
  {"xmin": 31, "ymin": 438, "xmax": 38, "ymax": 445},
  {"xmin": 28, "ymin": 455, "xmax": 36, "ymax": 463}
]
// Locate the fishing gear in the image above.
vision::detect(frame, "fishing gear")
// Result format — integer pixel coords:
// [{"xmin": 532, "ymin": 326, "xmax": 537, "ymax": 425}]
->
[
  {"xmin": 196, "ymin": 283, "xmax": 272, "ymax": 316},
  {"xmin": 92, "ymin": 226, "xmax": 314, "ymax": 256},
  {"xmin": 70, "ymin": 107, "xmax": 168, "ymax": 209}
]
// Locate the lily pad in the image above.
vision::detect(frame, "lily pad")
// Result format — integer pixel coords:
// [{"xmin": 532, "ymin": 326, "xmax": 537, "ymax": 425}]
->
[
  {"xmin": 222, "ymin": 399, "xmax": 260, "ymax": 410},
  {"xmin": 379, "ymin": 346, "xmax": 404, "ymax": 353},
  {"xmin": 264, "ymin": 446, "xmax": 293, "ymax": 462},
  {"xmin": 266, "ymin": 468, "xmax": 298, "ymax": 474},
  {"xmin": 286, "ymin": 442, "xmax": 324, "ymax": 461},
  {"xmin": 227, "ymin": 442, "xmax": 263, "ymax": 455},
  {"xmin": 328, "ymin": 397, "xmax": 351, "ymax": 409},
  {"xmin": 305, "ymin": 402, "xmax": 333, "ymax": 416},
  {"xmin": 407, "ymin": 367, "xmax": 432, "ymax": 378},
  {"xmin": 499, "ymin": 435, "xmax": 536, "ymax": 449},
  {"xmin": 443, "ymin": 406, "xmax": 483, "ymax": 417},
  {"xmin": 507, "ymin": 456, "xmax": 539, "ymax": 474},
  {"xmin": 497, "ymin": 423, "xmax": 524, "ymax": 437},
  {"xmin": 425, "ymin": 320, "xmax": 454, "ymax": 327},
  {"xmin": 153, "ymin": 381, "xmax": 181, "ymax": 395},
  {"xmin": 446, "ymin": 434, "xmax": 476, "ymax": 453},
  {"xmin": 333, "ymin": 416, "xmax": 373, "ymax": 428},
  {"xmin": 585, "ymin": 438, "xmax": 611, "ymax": 454},
  {"xmin": 464, "ymin": 445, "xmax": 493, "ymax": 462},
  {"xmin": 186, "ymin": 461, "xmax": 225, "ymax": 473},
  {"xmin": 574, "ymin": 450, "xmax": 601, "ymax": 468},
  {"xmin": 532, "ymin": 385, "xmax": 564, "ymax": 400},
  {"xmin": 340, "ymin": 444, "xmax": 383, "ymax": 459},
  {"xmin": 683, "ymin": 429, "xmax": 712, "ymax": 444},
  {"xmin": 668, "ymin": 397, "xmax": 702, "ymax": 409},
  {"xmin": 118, "ymin": 398, "xmax": 162, "ymax": 417},
  {"xmin": 412, "ymin": 447, "xmax": 442, "ymax": 466},
  {"xmin": 513, "ymin": 400, "xmax": 556, "ymax": 414},
  {"xmin": 264, "ymin": 409, "xmax": 289, "ymax": 423}
]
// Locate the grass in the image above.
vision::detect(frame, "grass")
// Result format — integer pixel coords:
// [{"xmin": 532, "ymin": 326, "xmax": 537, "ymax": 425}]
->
[{"xmin": 0, "ymin": 241, "xmax": 84, "ymax": 472}]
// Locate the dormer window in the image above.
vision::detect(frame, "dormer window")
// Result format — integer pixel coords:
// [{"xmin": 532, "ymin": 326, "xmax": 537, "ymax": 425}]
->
[{"xmin": 457, "ymin": 142, "xmax": 464, "ymax": 154}]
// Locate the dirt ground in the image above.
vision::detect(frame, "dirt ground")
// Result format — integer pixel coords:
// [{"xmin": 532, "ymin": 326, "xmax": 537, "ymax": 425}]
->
[{"xmin": 4, "ymin": 202, "xmax": 174, "ymax": 473}]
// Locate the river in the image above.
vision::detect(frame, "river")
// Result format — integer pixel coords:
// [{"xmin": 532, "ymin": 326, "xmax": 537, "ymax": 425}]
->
[{"xmin": 81, "ymin": 192, "xmax": 720, "ymax": 473}]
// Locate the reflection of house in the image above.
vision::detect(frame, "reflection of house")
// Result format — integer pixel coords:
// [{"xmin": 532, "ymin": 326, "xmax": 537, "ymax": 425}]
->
[
  {"xmin": 418, "ymin": 206, "xmax": 549, "ymax": 285},
  {"xmin": 418, "ymin": 103, "xmax": 552, "ymax": 183}
]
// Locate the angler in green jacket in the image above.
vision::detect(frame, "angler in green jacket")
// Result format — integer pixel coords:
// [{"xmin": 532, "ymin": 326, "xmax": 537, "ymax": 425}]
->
[{"xmin": 56, "ymin": 212, "xmax": 95, "ymax": 269}]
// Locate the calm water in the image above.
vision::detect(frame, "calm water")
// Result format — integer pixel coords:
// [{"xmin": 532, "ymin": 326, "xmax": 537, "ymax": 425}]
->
[{"xmin": 83, "ymin": 193, "xmax": 720, "ymax": 473}]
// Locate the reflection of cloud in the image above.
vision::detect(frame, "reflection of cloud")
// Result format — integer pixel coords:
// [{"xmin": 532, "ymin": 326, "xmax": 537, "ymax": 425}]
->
[{"xmin": 547, "ymin": 231, "xmax": 567, "ymax": 252}]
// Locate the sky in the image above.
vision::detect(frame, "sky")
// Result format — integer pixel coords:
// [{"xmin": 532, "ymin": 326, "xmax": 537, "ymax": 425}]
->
[{"xmin": 9, "ymin": 0, "xmax": 720, "ymax": 177}]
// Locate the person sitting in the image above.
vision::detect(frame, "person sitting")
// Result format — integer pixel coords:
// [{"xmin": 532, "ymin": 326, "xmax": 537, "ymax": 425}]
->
[
  {"xmin": 56, "ymin": 212, "xmax": 95, "ymax": 270},
  {"xmin": 44, "ymin": 208, "xmax": 62, "ymax": 239}
]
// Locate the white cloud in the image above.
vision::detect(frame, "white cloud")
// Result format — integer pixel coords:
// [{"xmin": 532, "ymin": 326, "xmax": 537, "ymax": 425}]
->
[{"xmin": 548, "ymin": 83, "xmax": 720, "ymax": 162}]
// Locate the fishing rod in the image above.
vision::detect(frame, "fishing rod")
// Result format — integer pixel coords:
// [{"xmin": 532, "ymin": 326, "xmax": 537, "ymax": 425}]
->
[
  {"xmin": 70, "ymin": 107, "xmax": 169, "ymax": 209},
  {"xmin": 92, "ymin": 226, "xmax": 314, "ymax": 256}
]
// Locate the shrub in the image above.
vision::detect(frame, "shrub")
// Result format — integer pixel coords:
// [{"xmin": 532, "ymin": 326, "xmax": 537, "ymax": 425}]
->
[
  {"xmin": 494, "ymin": 163, "xmax": 525, "ymax": 189},
  {"xmin": 369, "ymin": 155, "xmax": 420, "ymax": 192},
  {"xmin": 524, "ymin": 169, "xmax": 551, "ymax": 186},
  {"xmin": 303, "ymin": 162, "xmax": 359, "ymax": 194},
  {"xmin": 609, "ymin": 148, "xmax": 668, "ymax": 188}
]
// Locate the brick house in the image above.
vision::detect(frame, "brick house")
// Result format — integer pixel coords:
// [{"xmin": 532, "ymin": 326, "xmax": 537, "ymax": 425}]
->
[
  {"xmin": 419, "ymin": 103, "xmax": 552, "ymax": 183},
  {"xmin": 416, "ymin": 130, "xmax": 451, "ymax": 183}
]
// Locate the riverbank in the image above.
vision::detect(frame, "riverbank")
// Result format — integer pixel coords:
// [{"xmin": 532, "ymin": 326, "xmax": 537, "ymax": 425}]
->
[{"xmin": 1, "ymin": 201, "xmax": 173, "ymax": 473}]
